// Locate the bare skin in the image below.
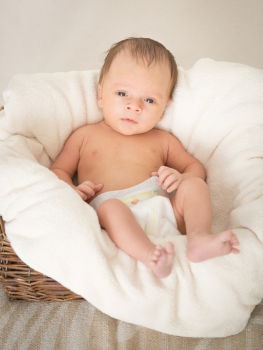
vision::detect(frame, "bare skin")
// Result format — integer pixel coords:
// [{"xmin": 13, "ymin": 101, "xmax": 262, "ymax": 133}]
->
[
  {"xmin": 97, "ymin": 197, "xmax": 175, "ymax": 278},
  {"xmin": 169, "ymin": 177, "xmax": 240, "ymax": 262},
  {"xmin": 51, "ymin": 120, "xmax": 240, "ymax": 277},
  {"xmin": 50, "ymin": 52, "xmax": 240, "ymax": 278}
]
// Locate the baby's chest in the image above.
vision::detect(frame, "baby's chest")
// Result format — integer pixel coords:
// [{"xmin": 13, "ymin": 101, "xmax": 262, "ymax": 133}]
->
[{"xmin": 82, "ymin": 137, "xmax": 165, "ymax": 166}]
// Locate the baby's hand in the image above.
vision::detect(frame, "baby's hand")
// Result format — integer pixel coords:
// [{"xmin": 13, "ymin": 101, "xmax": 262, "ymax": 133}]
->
[
  {"xmin": 152, "ymin": 166, "xmax": 186, "ymax": 193},
  {"xmin": 75, "ymin": 181, "xmax": 103, "ymax": 201}
]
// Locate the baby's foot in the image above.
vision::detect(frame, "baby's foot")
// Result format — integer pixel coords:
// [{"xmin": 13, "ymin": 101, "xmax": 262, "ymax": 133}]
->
[
  {"xmin": 187, "ymin": 230, "xmax": 240, "ymax": 262},
  {"xmin": 149, "ymin": 242, "xmax": 175, "ymax": 278}
]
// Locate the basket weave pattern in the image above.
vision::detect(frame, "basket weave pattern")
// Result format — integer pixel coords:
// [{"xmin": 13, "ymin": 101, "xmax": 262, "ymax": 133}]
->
[{"xmin": 0, "ymin": 217, "xmax": 82, "ymax": 301}]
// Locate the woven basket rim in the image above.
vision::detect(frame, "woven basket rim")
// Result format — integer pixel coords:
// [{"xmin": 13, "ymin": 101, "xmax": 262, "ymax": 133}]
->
[{"xmin": 0, "ymin": 216, "xmax": 82, "ymax": 301}]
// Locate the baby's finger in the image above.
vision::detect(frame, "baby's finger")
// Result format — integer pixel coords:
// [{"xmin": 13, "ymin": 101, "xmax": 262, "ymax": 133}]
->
[
  {"xmin": 94, "ymin": 183, "xmax": 104, "ymax": 192},
  {"xmin": 82, "ymin": 180, "xmax": 96, "ymax": 188},
  {"xmin": 76, "ymin": 189, "xmax": 87, "ymax": 201},
  {"xmin": 166, "ymin": 181, "xmax": 179, "ymax": 193},
  {"xmin": 161, "ymin": 174, "xmax": 177, "ymax": 191},
  {"xmin": 78, "ymin": 184, "xmax": 95, "ymax": 197},
  {"xmin": 151, "ymin": 171, "xmax": 159, "ymax": 177},
  {"xmin": 158, "ymin": 168, "xmax": 176, "ymax": 186}
]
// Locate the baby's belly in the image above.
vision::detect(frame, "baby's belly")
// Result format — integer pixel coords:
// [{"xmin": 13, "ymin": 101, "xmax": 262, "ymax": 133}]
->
[{"xmin": 78, "ymin": 165, "xmax": 158, "ymax": 195}]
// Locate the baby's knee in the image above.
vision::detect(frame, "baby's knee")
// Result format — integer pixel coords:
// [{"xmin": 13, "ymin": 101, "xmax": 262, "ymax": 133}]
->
[
  {"xmin": 97, "ymin": 198, "xmax": 128, "ymax": 226},
  {"xmin": 97, "ymin": 198, "xmax": 124, "ymax": 214}
]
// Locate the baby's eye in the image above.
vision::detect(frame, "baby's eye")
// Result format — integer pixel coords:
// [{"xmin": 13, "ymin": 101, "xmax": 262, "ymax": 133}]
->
[
  {"xmin": 144, "ymin": 98, "xmax": 154, "ymax": 104},
  {"xmin": 116, "ymin": 91, "xmax": 127, "ymax": 97}
]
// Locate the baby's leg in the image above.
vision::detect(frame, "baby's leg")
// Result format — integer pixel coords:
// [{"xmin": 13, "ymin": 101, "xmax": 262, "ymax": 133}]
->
[
  {"xmin": 97, "ymin": 198, "xmax": 174, "ymax": 278},
  {"xmin": 170, "ymin": 177, "xmax": 240, "ymax": 262}
]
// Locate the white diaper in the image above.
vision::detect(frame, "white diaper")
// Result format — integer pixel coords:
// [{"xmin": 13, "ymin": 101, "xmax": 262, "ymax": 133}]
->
[
  {"xmin": 89, "ymin": 176, "xmax": 167, "ymax": 210},
  {"xmin": 89, "ymin": 176, "xmax": 177, "ymax": 238}
]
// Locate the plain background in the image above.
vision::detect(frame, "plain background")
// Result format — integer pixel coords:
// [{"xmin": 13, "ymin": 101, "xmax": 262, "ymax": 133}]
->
[{"xmin": 0, "ymin": 0, "xmax": 262, "ymax": 100}]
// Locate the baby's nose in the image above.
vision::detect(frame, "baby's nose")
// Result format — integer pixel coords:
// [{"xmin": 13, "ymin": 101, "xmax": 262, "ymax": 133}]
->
[{"xmin": 126, "ymin": 99, "xmax": 142, "ymax": 113}]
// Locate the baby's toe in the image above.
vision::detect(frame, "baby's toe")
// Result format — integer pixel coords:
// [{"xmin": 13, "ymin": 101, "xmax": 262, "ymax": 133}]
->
[
  {"xmin": 232, "ymin": 235, "xmax": 240, "ymax": 245},
  {"xmin": 231, "ymin": 247, "xmax": 240, "ymax": 254},
  {"xmin": 154, "ymin": 246, "xmax": 163, "ymax": 256},
  {"xmin": 165, "ymin": 242, "xmax": 175, "ymax": 254}
]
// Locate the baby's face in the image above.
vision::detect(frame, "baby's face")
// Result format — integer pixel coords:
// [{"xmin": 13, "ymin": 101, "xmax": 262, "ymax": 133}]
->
[{"xmin": 97, "ymin": 51, "xmax": 172, "ymax": 135}]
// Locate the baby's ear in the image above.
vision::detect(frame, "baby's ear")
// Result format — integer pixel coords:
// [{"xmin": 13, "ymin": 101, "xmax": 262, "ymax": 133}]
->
[{"xmin": 97, "ymin": 84, "xmax": 103, "ymax": 108}]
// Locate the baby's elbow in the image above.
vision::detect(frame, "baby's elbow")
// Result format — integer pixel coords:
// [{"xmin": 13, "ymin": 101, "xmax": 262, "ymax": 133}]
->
[
  {"xmin": 194, "ymin": 159, "xmax": 206, "ymax": 180},
  {"xmin": 50, "ymin": 167, "xmax": 64, "ymax": 178}
]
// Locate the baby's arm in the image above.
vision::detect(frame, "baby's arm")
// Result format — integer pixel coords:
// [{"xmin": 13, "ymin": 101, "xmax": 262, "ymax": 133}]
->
[
  {"xmin": 50, "ymin": 126, "xmax": 102, "ymax": 200},
  {"xmin": 50, "ymin": 127, "xmax": 84, "ymax": 185},
  {"xmin": 154, "ymin": 132, "xmax": 206, "ymax": 193}
]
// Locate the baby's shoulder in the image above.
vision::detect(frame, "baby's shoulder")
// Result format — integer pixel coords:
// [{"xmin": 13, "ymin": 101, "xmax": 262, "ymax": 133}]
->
[
  {"xmin": 153, "ymin": 128, "xmax": 179, "ymax": 142},
  {"xmin": 65, "ymin": 124, "xmax": 95, "ymax": 148},
  {"xmin": 153, "ymin": 129, "xmax": 183, "ymax": 152},
  {"xmin": 71, "ymin": 122, "xmax": 100, "ymax": 137}
]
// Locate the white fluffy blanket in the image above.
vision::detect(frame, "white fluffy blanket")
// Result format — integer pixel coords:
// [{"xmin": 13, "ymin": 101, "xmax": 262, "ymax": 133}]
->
[{"xmin": 0, "ymin": 59, "xmax": 263, "ymax": 337}]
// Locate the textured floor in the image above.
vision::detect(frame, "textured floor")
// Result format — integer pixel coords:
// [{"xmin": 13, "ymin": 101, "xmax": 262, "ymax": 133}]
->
[{"xmin": 0, "ymin": 286, "xmax": 262, "ymax": 350}]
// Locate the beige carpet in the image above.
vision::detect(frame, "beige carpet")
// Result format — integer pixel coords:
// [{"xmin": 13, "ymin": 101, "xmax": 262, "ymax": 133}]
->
[{"xmin": 0, "ymin": 286, "xmax": 262, "ymax": 350}]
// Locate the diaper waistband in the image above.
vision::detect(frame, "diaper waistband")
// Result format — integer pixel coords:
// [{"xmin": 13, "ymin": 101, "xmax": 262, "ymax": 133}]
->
[{"xmin": 89, "ymin": 176, "xmax": 167, "ymax": 210}]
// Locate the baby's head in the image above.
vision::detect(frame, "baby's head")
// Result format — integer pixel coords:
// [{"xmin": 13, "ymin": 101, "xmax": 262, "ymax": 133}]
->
[
  {"xmin": 99, "ymin": 37, "xmax": 177, "ymax": 99},
  {"xmin": 97, "ymin": 38, "xmax": 178, "ymax": 135}
]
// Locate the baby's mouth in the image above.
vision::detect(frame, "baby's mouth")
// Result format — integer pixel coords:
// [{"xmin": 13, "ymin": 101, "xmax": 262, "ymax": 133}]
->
[{"xmin": 121, "ymin": 118, "xmax": 138, "ymax": 124}]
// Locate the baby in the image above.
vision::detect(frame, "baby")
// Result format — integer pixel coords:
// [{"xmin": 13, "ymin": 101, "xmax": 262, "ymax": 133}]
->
[{"xmin": 51, "ymin": 37, "xmax": 240, "ymax": 278}]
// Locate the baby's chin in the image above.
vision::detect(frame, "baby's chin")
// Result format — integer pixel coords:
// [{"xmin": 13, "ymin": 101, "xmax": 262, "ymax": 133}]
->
[
  {"xmin": 114, "ymin": 128, "xmax": 147, "ymax": 136},
  {"xmin": 111, "ymin": 122, "xmax": 148, "ymax": 136}
]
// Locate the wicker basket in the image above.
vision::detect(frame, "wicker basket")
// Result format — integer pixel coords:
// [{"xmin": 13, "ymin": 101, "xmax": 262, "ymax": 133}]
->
[{"xmin": 0, "ymin": 217, "xmax": 82, "ymax": 301}]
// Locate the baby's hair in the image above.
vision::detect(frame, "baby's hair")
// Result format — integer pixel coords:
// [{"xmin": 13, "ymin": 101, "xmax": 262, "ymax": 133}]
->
[{"xmin": 98, "ymin": 37, "xmax": 178, "ymax": 98}]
